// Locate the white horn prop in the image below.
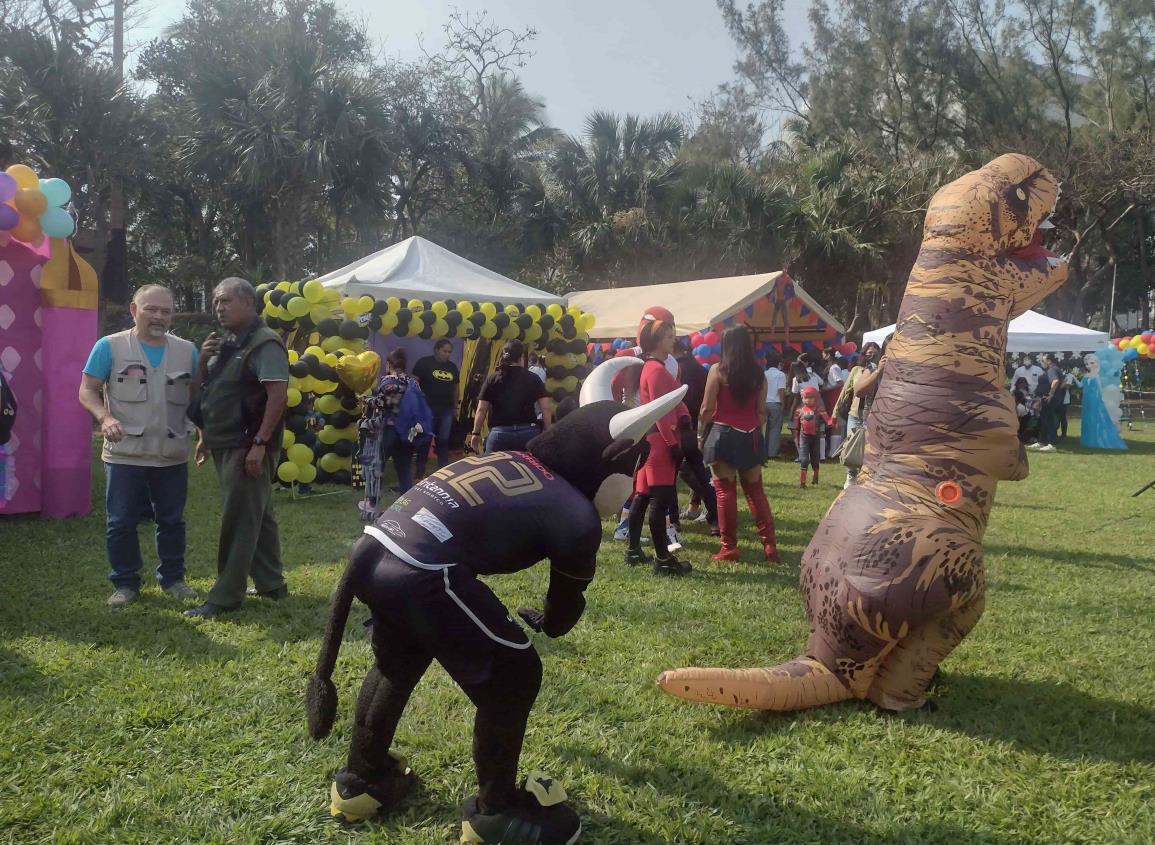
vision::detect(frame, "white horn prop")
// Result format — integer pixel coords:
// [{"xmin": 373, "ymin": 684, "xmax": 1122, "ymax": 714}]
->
[
  {"xmin": 579, "ymin": 356, "xmax": 645, "ymax": 406},
  {"xmin": 609, "ymin": 384, "xmax": 689, "ymax": 443}
]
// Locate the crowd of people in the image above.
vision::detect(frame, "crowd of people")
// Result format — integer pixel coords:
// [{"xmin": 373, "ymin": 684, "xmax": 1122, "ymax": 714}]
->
[{"xmin": 78, "ymin": 283, "xmax": 1099, "ymax": 617}]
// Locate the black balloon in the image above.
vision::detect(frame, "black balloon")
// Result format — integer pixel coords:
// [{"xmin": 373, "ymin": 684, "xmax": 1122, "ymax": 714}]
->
[
  {"xmin": 317, "ymin": 318, "xmax": 339, "ymax": 336},
  {"xmin": 290, "ymin": 361, "xmax": 308, "ymax": 378},
  {"xmin": 368, "ymin": 316, "xmax": 383, "ymax": 332},
  {"xmin": 493, "ymin": 313, "xmax": 510, "ymax": 329},
  {"xmin": 420, "ymin": 311, "xmax": 437, "ymax": 325},
  {"xmin": 333, "ymin": 470, "xmax": 352, "ymax": 485},
  {"xmin": 371, "ymin": 299, "xmax": 390, "ymax": 316},
  {"xmin": 297, "ymin": 430, "xmax": 318, "ymax": 449},
  {"xmin": 396, "ymin": 308, "xmax": 412, "ymax": 323},
  {"xmin": 333, "ymin": 440, "xmax": 352, "ymax": 457},
  {"xmin": 286, "ymin": 413, "xmax": 309, "ymax": 434},
  {"xmin": 339, "ymin": 319, "xmax": 361, "ymax": 339},
  {"xmin": 330, "ymin": 411, "xmax": 352, "ymax": 429},
  {"xmin": 469, "ymin": 312, "xmax": 486, "ymax": 326},
  {"xmin": 516, "ymin": 314, "xmax": 532, "ymax": 329}
]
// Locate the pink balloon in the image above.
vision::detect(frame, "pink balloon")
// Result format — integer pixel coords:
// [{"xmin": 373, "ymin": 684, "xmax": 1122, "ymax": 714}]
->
[
  {"xmin": 703, "ymin": 331, "xmax": 719, "ymax": 346},
  {"xmin": 0, "ymin": 172, "xmax": 15, "ymax": 202},
  {"xmin": 843, "ymin": 341, "xmax": 858, "ymax": 353},
  {"xmin": 0, "ymin": 204, "xmax": 17, "ymax": 231}
]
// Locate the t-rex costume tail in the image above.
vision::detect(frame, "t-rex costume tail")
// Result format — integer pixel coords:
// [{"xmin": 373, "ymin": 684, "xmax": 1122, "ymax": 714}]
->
[{"xmin": 658, "ymin": 154, "xmax": 1068, "ymax": 712}]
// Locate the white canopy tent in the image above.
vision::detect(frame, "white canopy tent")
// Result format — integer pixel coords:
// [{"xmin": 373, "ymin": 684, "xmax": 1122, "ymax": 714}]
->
[
  {"xmin": 863, "ymin": 311, "xmax": 1108, "ymax": 353},
  {"xmin": 316, "ymin": 235, "xmax": 564, "ymax": 306}
]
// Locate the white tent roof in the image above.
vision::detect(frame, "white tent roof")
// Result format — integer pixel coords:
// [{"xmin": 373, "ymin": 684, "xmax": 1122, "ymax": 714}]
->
[
  {"xmin": 315, "ymin": 236, "xmax": 564, "ymax": 306},
  {"xmin": 863, "ymin": 310, "xmax": 1108, "ymax": 353},
  {"xmin": 569, "ymin": 272, "xmax": 845, "ymax": 340}
]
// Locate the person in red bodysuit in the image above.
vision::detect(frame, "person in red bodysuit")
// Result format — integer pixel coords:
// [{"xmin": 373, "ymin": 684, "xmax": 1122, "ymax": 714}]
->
[
  {"xmin": 792, "ymin": 386, "xmax": 834, "ymax": 488},
  {"xmin": 624, "ymin": 310, "xmax": 694, "ymax": 575}
]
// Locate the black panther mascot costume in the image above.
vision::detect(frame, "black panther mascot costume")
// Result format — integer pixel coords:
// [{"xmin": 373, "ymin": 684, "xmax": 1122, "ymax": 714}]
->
[{"xmin": 307, "ymin": 357, "xmax": 684, "ymax": 845}]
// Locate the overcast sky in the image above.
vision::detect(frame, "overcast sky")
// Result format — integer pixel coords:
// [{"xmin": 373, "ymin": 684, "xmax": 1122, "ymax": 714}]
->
[{"xmin": 132, "ymin": 0, "xmax": 811, "ymax": 135}]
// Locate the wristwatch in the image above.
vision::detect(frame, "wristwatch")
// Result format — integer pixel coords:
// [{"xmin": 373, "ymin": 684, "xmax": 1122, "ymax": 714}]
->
[{"xmin": 252, "ymin": 435, "xmax": 270, "ymax": 447}]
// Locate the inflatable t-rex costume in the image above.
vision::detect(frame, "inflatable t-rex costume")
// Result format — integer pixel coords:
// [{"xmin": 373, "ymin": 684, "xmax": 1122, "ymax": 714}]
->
[
  {"xmin": 658, "ymin": 154, "xmax": 1068, "ymax": 712},
  {"xmin": 307, "ymin": 356, "xmax": 684, "ymax": 844}
]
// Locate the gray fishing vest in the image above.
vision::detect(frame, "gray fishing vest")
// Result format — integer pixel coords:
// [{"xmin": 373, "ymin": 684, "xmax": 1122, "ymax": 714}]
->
[{"xmin": 102, "ymin": 330, "xmax": 196, "ymax": 466}]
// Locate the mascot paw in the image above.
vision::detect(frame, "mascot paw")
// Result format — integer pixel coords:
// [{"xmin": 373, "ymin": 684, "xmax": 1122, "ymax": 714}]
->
[
  {"xmin": 329, "ymin": 757, "xmax": 415, "ymax": 823},
  {"xmin": 517, "ymin": 607, "xmax": 545, "ymax": 632},
  {"xmin": 305, "ymin": 673, "xmax": 338, "ymax": 739}
]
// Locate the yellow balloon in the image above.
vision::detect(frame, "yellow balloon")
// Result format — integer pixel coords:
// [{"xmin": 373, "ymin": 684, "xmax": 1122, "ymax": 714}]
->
[
  {"xmin": 305, "ymin": 345, "xmax": 325, "ymax": 359},
  {"xmin": 341, "ymin": 298, "xmax": 359, "ymax": 318},
  {"xmin": 282, "ymin": 429, "xmax": 296, "ymax": 449},
  {"xmin": 525, "ymin": 305, "xmax": 542, "ymax": 320},
  {"xmin": 546, "ymin": 304, "xmax": 564, "ymax": 320},
  {"xmin": 385, "ymin": 296, "xmax": 401, "ymax": 312},
  {"xmin": 310, "ymin": 305, "xmax": 333, "ymax": 324},
  {"xmin": 298, "ymin": 463, "xmax": 317, "ymax": 484},
  {"xmin": 561, "ymin": 376, "xmax": 579, "ymax": 392},
  {"xmin": 323, "ymin": 353, "xmax": 339, "ymax": 368},
  {"xmin": 321, "ymin": 336, "xmax": 345, "ymax": 353},
  {"xmin": 457, "ymin": 301, "xmax": 474, "ymax": 317},
  {"xmin": 319, "ymin": 452, "xmax": 342, "ymax": 472},
  {"xmin": 287, "ymin": 443, "xmax": 314, "ymax": 466},
  {"xmin": 1139, "ymin": 343, "xmax": 1150, "ymax": 356},
  {"xmin": 15, "ymin": 188, "xmax": 47, "ymax": 217},
  {"xmin": 318, "ymin": 426, "xmax": 339, "ymax": 445},
  {"xmin": 524, "ymin": 325, "xmax": 542, "ymax": 342},
  {"xmin": 379, "ymin": 313, "xmax": 398, "ymax": 333},
  {"xmin": 303, "ymin": 279, "xmax": 325, "ymax": 303},
  {"xmin": 323, "ymin": 289, "xmax": 342, "ymax": 303},
  {"xmin": 357, "ymin": 295, "xmax": 375, "ymax": 314},
  {"xmin": 287, "ymin": 296, "xmax": 310, "ymax": 318},
  {"xmin": 431, "ymin": 300, "xmax": 448, "ymax": 317},
  {"xmin": 297, "ymin": 376, "xmax": 315, "ymax": 394},
  {"xmin": 504, "ymin": 304, "xmax": 520, "ymax": 316},
  {"xmin": 288, "ymin": 349, "xmax": 299, "ymax": 364},
  {"xmin": 406, "ymin": 320, "xmax": 422, "ymax": 337},
  {"xmin": 480, "ymin": 322, "xmax": 498, "ymax": 339},
  {"xmin": 276, "ymin": 281, "xmax": 292, "ymax": 292},
  {"xmin": 579, "ymin": 313, "xmax": 596, "ymax": 332},
  {"xmin": 316, "ymin": 394, "xmax": 341, "ymax": 415},
  {"xmin": 480, "ymin": 302, "xmax": 497, "ymax": 319},
  {"xmin": 503, "ymin": 323, "xmax": 519, "ymax": 339},
  {"xmin": 567, "ymin": 305, "xmax": 582, "ymax": 319},
  {"xmin": 432, "ymin": 319, "xmax": 449, "ymax": 337},
  {"xmin": 286, "ymin": 387, "xmax": 302, "ymax": 407},
  {"xmin": 6, "ymin": 163, "xmax": 39, "ymax": 189},
  {"xmin": 277, "ymin": 461, "xmax": 300, "ymax": 483}
]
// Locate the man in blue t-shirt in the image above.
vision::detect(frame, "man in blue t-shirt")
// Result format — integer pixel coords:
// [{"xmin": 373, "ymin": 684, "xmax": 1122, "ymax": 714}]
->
[{"xmin": 79, "ymin": 285, "xmax": 200, "ymax": 608}]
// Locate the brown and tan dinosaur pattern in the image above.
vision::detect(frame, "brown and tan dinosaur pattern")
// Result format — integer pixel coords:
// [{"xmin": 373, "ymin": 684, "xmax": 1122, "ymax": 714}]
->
[{"xmin": 658, "ymin": 154, "xmax": 1068, "ymax": 711}]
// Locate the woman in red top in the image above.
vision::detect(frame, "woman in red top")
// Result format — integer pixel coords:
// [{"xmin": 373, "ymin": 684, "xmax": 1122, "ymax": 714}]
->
[
  {"xmin": 699, "ymin": 326, "xmax": 779, "ymax": 563},
  {"xmin": 624, "ymin": 312, "xmax": 694, "ymax": 576}
]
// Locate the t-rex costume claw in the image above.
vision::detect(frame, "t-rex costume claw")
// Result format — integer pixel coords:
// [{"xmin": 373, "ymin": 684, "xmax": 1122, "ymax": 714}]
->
[{"xmin": 658, "ymin": 154, "xmax": 1068, "ymax": 712}]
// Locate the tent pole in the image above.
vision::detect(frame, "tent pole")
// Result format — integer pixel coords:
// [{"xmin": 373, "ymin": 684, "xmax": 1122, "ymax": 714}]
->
[{"xmin": 1108, "ymin": 263, "xmax": 1118, "ymax": 334}]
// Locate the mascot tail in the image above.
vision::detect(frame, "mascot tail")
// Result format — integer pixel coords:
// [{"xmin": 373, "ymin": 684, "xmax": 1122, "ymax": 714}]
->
[
  {"xmin": 656, "ymin": 657, "xmax": 854, "ymax": 711},
  {"xmin": 306, "ymin": 541, "xmax": 371, "ymax": 739}
]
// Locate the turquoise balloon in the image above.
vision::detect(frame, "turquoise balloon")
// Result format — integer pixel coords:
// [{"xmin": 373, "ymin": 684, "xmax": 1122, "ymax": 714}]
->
[
  {"xmin": 39, "ymin": 177, "xmax": 71, "ymax": 207},
  {"xmin": 39, "ymin": 206, "xmax": 75, "ymax": 238}
]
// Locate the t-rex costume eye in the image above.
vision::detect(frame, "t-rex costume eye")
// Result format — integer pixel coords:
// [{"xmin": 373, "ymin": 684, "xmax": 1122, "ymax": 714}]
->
[{"xmin": 657, "ymin": 153, "xmax": 1068, "ymax": 712}]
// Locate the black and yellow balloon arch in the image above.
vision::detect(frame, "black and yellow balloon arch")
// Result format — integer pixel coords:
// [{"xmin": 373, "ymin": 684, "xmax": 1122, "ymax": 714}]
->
[{"xmin": 254, "ymin": 280, "xmax": 596, "ymax": 486}]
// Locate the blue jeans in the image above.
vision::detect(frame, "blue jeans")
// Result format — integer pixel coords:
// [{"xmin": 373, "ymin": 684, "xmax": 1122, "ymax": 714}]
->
[
  {"xmin": 380, "ymin": 426, "xmax": 415, "ymax": 492},
  {"xmin": 416, "ymin": 407, "xmax": 455, "ymax": 477},
  {"xmin": 485, "ymin": 424, "xmax": 539, "ymax": 453},
  {"xmin": 104, "ymin": 461, "xmax": 188, "ymax": 590}
]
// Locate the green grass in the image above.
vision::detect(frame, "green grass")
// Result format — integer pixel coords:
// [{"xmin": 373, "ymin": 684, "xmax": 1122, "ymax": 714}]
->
[{"xmin": 2, "ymin": 422, "xmax": 1154, "ymax": 845}]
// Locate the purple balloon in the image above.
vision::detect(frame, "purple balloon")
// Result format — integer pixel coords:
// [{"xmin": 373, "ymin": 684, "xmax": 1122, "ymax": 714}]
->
[
  {"xmin": 0, "ymin": 204, "xmax": 18, "ymax": 231},
  {"xmin": 0, "ymin": 172, "xmax": 15, "ymax": 202}
]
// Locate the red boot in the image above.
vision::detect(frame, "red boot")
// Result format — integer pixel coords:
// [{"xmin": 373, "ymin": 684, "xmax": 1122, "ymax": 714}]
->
[
  {"xmin": 742, "ymin": 475, "xmax": 780, "ymax": 563},
  {"xmin": 710, "ymin": 477, "xmax": 740, "ymax": 561}
]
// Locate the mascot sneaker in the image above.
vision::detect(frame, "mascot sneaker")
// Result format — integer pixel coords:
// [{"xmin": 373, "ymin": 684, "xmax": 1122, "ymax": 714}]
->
[
  {"xmin": 460, "ymin": 772, "xmax": 580, "ymax": 845},
  {"xmin": 329, "ymin": 756, "xmax": 415, "ymax": 823},
  {"xmin": 652, "ymin": 554, "xmax": 692, "ymax": 576}
]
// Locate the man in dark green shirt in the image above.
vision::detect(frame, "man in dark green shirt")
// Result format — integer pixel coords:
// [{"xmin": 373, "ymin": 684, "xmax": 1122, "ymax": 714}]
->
[{"xmin": 185, "ymin": 277, "xmax": 290, "ymax": 618}]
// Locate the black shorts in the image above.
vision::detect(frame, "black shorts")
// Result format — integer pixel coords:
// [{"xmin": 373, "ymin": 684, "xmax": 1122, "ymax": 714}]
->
[
  {"xmin": 703, "ymin": 424, "xmax": 764, "ymax": 471},
  {"xmin": 355, "ymin": 540, "xmax": 533, "ymax": 687}
]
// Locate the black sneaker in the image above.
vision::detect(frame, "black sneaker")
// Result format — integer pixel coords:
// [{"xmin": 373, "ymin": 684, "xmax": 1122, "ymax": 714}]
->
[
  {"xmin": 329, "ymin": 757, "xmax": 416, "ymax": 823},
  {"xmin": 460, "ymin": 774, "xmax": 581, "ymax": 845},
  {"xmin": 182, "ymin": 602, "xmax": 236, "ymax": 619},
  {"xmin": 652, "ymin": 555, "xmax": 692, "ymax": 576},
  {"xmin": 624, "ymin": 548, "xmax": 652, "ymax": 566},
  {"xmin": 249, "ymin": 585, "xmax": 289, "ymax": 600}
]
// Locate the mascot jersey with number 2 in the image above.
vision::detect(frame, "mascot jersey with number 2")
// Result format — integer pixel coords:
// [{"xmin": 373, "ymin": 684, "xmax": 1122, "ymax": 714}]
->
[{"xmin": 306, "ymin": 356, "xmax": 685, "ymax": 845}]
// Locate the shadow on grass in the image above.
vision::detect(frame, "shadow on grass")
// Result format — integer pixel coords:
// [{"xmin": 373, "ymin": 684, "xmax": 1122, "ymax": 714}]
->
[
  {"xmin": 987, "ymin": 543, "xmax": 1154, "ymax": 572},
  {"xmin": 920, "ymin": 672, "xmax": 1155, "ymax": 766},
  {"xmin": 559, "ymin": 745, "xmax": 1041, "ymax": 845},
  {"xmin": 0, "ymin": 646, "xmax": 49, "ymax": 699}
]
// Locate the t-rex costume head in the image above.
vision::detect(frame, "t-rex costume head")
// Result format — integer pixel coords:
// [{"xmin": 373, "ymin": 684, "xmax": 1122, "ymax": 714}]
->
[{"xmin": 658, "ymin": 154, "xmax": 1068, "ymax": 713}]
